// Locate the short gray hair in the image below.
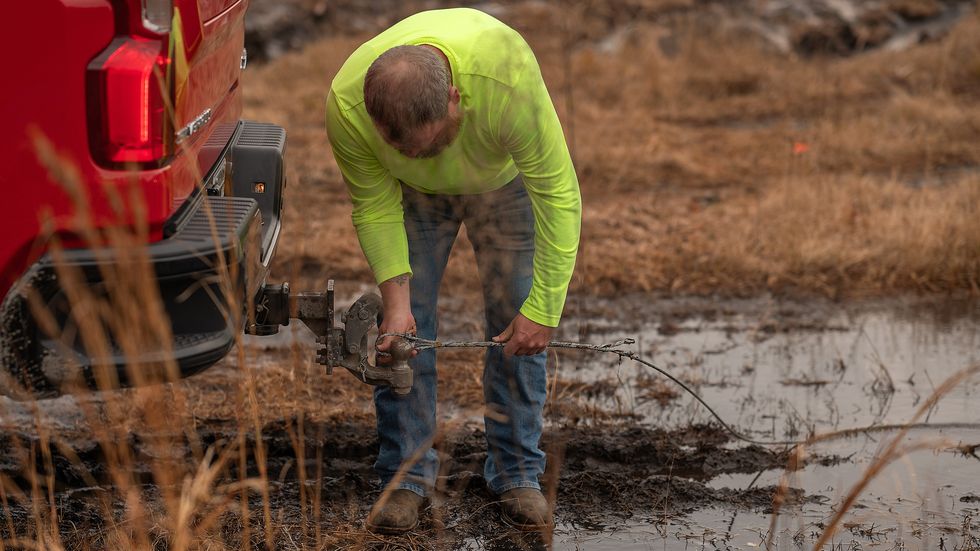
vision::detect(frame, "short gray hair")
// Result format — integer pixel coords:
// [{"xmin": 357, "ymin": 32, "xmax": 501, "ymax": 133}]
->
[{"xmin": 363, "ymin": 45, "xmax": 451, "ymax": 143}]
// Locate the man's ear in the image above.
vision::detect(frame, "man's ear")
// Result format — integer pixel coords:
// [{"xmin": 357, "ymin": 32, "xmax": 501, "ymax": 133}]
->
[{"xmin": 448, "ymin": 85, "xmax": 461, "ymax": 106}]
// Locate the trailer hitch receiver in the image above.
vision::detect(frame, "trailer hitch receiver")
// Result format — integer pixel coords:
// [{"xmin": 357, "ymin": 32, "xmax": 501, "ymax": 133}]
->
[{"xmin": 248, "ymin": 280, "xmax": 413, "ymax": 395}]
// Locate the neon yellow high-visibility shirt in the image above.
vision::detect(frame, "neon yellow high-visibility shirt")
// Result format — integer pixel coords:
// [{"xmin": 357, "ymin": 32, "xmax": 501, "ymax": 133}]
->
[{"xmin": 325, "ymin": 8, "xmax": 581, "ymax": 327}]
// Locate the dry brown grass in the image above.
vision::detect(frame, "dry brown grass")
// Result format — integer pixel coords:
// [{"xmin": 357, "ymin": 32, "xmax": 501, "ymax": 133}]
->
[{"xmin": 244, "ymin": 6, "xmax": 980, "ymax": 300}]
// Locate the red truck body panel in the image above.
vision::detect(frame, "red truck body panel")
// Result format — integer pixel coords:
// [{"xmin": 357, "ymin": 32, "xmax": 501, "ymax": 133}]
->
[{"xmin": 1, "ymin": 0, "xmax": 247, "ymax": 298}]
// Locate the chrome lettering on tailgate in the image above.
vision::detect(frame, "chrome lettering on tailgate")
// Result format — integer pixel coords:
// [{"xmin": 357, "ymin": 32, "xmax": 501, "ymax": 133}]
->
[{"xmin": 176, "ymin": 108, "xmax": 213, "ymax": 143}]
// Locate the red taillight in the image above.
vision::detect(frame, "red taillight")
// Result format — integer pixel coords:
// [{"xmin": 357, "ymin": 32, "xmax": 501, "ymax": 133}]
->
[{"xmin": 87, "ymin": 37, "xmax": 172, "ymax": 167}]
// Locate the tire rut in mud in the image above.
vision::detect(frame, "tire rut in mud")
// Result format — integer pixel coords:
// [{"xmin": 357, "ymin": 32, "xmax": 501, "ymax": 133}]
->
[{"xmin": 0, "ymin": 417, "xmax": 807, "ymax": 546}]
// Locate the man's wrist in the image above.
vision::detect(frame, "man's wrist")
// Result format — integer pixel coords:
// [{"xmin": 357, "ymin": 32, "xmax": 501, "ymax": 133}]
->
[
  {"xmin": 385, "ymin": 273, "xmax": 410, "ymax": 286},
  {"xmin": 379, "ymin": 272, "xmax": 412, "ymax": 316},
  {"xmin": 518, "ymin": 305, "xmax": 560, "ymax": 329}
]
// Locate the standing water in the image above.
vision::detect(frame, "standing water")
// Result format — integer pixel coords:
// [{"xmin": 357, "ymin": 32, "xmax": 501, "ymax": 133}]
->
[{"xmin": 545, "ymin": 295, "xmax": 980, "ymax": 550}]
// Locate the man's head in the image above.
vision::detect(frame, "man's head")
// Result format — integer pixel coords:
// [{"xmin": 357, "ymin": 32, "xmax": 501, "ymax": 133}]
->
[{"xmin": 364, "ymin": 45, "xmax": 462, "ymax": 159}]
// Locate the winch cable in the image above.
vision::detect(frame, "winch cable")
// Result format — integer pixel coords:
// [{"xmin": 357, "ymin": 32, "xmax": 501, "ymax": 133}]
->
[{"xmin": 378, "ymin": 333, "xmax": 980, "ymax": 448}]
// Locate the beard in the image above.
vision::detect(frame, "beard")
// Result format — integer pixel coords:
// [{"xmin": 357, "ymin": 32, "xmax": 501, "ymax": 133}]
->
[{"xmin": 413, "ymin": 109, "xmax": 464, "ymax": 159}]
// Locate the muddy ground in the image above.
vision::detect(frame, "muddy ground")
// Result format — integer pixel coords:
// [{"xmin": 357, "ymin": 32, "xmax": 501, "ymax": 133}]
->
[
  {"xmin": 0, "ymin": 416, "xmax": 801, "ymax": 548},
  {"xmin": 1, "ymin": 292, "xmax": 978, "ymax": 549}
]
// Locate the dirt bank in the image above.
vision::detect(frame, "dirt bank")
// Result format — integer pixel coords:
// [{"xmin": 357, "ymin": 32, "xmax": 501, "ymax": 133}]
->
[{"xmin": 245, "ymin": 0, "xmax": 976, "ymax": 61}]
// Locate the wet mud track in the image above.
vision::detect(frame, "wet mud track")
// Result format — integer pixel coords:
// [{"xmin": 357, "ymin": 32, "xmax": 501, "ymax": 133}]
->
[{"xmin": 0, "ymin": 416, "xmax": 804, "ymax": 549}]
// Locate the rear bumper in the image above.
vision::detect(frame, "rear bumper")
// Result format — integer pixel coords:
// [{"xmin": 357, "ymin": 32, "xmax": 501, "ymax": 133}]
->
[{"xmin": 0, "ymin": 121, "xmax": 286, "ymax": 398}]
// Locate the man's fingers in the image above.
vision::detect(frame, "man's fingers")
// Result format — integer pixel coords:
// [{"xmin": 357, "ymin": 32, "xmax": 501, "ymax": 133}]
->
[
  {"xmin": 493, "ymin": 322, "xmax": 515, "ymax": 343},
  {"xmin": 504, "ymin": 334, "xmax": 530, "ymax": 356},
  {"xmin": 497, "ymin": 315, "xmax": 554, "ymax": 355},
  {"xmin": 506, "ymin": 337, "xmax": 548, "ymax": 357}
]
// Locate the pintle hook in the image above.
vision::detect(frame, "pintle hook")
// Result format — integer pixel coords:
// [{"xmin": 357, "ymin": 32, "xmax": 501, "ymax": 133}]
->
[{"xmin": 247, "ymin": 279, "xmax": 413, "ymax": 394}]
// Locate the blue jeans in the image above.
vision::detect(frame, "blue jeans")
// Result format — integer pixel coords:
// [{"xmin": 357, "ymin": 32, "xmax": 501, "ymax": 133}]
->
[{"xmin": 373, "ymin": 175, "xmax": 548, "ymax": 497}]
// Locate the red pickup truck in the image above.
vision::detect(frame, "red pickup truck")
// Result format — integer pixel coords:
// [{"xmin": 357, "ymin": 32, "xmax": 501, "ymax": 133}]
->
[{"xmin": 0, "ymin": 0, "xmax": 287, "ymax": 397}]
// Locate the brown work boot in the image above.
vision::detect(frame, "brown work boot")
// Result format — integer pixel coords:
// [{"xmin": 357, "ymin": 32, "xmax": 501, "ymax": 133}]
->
[
  {"xmin": 499, "ymin": 488, "xmax": 553, "ymax": 531},
  {"xmin": 366, "ymin": 489, "xmax": 424, "ymax": 535}
]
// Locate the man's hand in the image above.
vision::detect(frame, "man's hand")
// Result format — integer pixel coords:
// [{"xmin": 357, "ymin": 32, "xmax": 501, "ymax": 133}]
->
[
  {"xmin": 377, "ymin": 273, "xmax": 418, "ymax": 365},
  {"xmin": 377, "ymin": 309, "xmax": 417, "ymax": 365},
  {"xmin": 492, "ymin": 313, "xmax": 554, "ymax": 356}
]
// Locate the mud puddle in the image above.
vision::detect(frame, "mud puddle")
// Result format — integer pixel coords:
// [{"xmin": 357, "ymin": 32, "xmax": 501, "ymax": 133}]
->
[
  {"xmin": 554, "ymin": 295, "xmax": 980, "ymax": 438},
  {"xmin": 0, "ymin": 292, "xmax": 978, "ymax": 549},
  {"xmin": 541, "ymin": 295, "xmax": 980, "ymax": 549}
]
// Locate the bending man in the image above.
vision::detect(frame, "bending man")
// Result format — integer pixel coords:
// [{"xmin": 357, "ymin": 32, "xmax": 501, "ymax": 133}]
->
[{"xmin": 325, "ymin": 7, "xmax": 581, "ymax": 534}]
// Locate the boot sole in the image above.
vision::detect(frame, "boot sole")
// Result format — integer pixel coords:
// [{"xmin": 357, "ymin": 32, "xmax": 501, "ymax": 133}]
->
[
  {"xmin": 365, "ymin": 518, "xmax": 419, "ymax": 536},
  {"xmin": 500, "ymin": 509, "xmax": 553, "ymax": 532}
]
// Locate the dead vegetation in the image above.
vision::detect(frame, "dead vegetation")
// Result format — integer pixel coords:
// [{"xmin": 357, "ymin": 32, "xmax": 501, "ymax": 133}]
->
[{"xmin": 244, "ymin": 3, "xmax": 980, "ymax": 300}]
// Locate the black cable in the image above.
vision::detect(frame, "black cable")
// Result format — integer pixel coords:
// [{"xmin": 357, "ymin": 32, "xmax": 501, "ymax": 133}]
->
[{"xmin": 379, "ymin": 333, "xmax": 980, "ymax": 448}]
